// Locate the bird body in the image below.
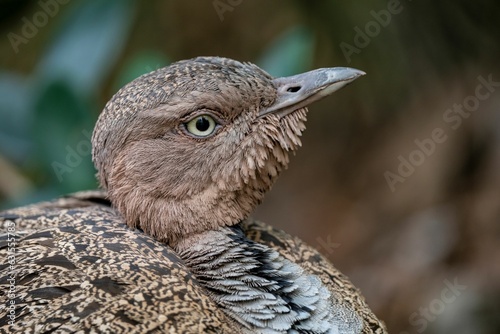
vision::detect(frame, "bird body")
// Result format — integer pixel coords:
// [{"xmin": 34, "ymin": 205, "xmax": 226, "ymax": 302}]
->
[{"xmin": 0, "ymin": 57, "xmax": 387, "ymax": 333}]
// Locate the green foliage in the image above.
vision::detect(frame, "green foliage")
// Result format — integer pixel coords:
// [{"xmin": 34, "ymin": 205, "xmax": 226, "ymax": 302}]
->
[
  {"xmin": 0, "ymin": 0, "xmax": 314, "ymax": 208},
  {"xmin": 114, "ymin": 51, "xmax": 170, "ymax": 91},
  {"xmin": 258, "ymin": 26, "xmax": 315, "ymax": 77},
  {"xmin": 37, "ymin": 0, "xmax": 136, "ymax": 98},
  {"xmin": 0, "ymin": 0, "xmax": 137, "ymax": 207},
  {"xmin": 0, "ymin": 73, "xmax": 34, "ymax": 164},
  {"xmin": 31, "ymin": 80, "xmax": 95, "ymax": 192}
]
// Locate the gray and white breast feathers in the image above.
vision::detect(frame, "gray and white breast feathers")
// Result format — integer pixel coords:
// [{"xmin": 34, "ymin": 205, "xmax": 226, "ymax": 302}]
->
[{"xmin": 175, "ymin": 226, "xmax": 363, "ymax": 334}]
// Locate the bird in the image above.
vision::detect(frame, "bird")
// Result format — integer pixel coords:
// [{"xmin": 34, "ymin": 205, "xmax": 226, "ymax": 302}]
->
[{"xmin": 0, "ymin": 56, "xmax": 387, "ymax": 334}]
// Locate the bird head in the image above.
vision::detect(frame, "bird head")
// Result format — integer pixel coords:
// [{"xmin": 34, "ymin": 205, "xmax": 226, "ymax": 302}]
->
[{"xmin": 92, "ymin": 56, "xmax": 364, "ymax": 244}]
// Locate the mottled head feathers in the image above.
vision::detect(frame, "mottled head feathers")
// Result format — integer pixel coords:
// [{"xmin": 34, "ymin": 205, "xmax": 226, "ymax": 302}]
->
[{"xmin": 92, "ymin": 57, "xmax": 307, "ymax": 244}]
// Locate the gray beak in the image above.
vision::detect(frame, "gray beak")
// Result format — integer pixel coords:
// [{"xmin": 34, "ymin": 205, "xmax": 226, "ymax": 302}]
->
[{"xmin": 259, "ymin": 67, "xmax": 365, "ymax": 118}]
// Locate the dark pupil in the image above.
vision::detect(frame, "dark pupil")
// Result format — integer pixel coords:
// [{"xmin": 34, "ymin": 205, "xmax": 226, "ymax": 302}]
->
[{"xmin": 196, "ymin": 117, "xmax": 210, "ymax": 132}]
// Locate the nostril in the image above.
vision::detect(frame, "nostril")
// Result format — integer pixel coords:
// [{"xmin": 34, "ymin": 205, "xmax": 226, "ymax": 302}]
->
[{"xmin": 286, "ymin": 86, "xmax": 301, "ymax": 93}]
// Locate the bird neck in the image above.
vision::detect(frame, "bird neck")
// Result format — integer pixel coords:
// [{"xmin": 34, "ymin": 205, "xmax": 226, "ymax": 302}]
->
[{"xmin": 172, "ymin": 223, "xmax": 359, "ymax": 333}]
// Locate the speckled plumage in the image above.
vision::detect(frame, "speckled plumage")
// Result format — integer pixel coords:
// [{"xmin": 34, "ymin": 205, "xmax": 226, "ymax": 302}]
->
[
  {"xmin": 1, "ymin": 191, "xmax": 384, "ymax": 333},
  {"xmin": 1, "ymin": 191, "xmax": 238, "ymax": 333},
  {"xmin": 0, "ymin": 57, "xmax": 387, "ymax": 333}
]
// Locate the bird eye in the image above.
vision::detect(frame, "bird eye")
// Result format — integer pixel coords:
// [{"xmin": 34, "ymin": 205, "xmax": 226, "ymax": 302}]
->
[{"xmin": 185, "ymin": 115, "xmax": 217, "ymax": 137}]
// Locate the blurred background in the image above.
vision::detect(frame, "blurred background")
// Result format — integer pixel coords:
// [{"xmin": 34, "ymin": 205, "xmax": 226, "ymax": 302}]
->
[{"xmin": 1, "ymin": 0, "xmax": 499, "ymax": 332}]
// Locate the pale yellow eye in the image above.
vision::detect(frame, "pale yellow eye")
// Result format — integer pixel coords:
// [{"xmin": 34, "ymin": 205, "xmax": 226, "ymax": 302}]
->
[{"xmin": 185, "ymin": 115, "xmax": 217, "ymax": 137}]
